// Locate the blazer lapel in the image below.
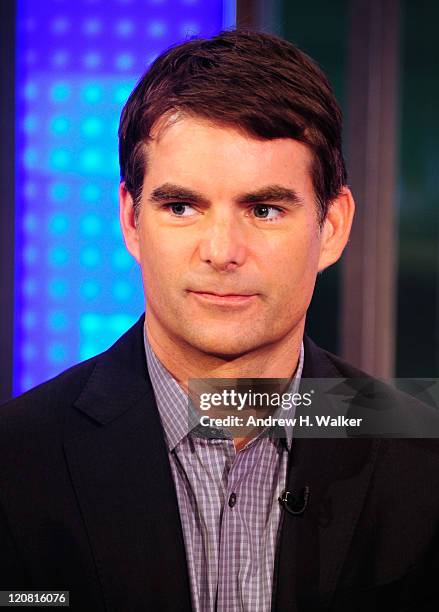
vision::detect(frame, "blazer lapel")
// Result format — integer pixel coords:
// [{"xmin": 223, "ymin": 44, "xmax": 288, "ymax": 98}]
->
[
  {"xmin": 273, "ymin": 336, "xmax": 381, "ymax": 611},
  {"xmin": 63, "ymin": 316, "xmax": 193, "ymax": 612}
]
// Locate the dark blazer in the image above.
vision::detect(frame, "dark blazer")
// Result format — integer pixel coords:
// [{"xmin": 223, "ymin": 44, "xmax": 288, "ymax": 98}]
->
[{"xmin": 1, "ymin": 314, "xmax": 439, "ymax": 611}]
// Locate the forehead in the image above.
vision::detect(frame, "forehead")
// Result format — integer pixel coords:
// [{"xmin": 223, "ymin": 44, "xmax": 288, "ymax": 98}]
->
[{"xmin": 144, "ymin": 115, "xmax": 314, "ymax": 197}]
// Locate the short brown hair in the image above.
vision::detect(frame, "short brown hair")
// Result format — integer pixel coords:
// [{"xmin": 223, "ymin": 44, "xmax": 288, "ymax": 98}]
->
[{"xmin": 118, "ymin": 29, "xmax": 347, "ymax": 224}]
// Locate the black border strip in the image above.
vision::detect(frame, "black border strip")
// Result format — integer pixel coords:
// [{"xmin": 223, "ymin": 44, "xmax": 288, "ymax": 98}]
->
[{"xmin": 0, "ymin": 0, "xmax": 16, "ymax": 403}]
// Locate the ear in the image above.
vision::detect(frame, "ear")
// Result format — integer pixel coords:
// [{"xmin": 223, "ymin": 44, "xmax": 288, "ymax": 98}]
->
[
  {"xmin": 119, "ymin": 182, "xmax": 141, "ymax": 264},
  {"xmin": 317, "ymin": 187, "xmax": 355, "ymax": 272}
]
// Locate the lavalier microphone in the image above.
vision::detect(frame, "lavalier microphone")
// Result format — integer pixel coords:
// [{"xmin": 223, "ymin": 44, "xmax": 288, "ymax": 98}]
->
[{"xmin": 278, "ymin": 486, "xmax": 310, "ymax": 515}]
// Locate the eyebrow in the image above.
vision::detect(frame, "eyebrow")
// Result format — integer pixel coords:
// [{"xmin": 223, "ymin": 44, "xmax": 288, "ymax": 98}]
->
[
  {"xmin": 149, "ymin": 184, "xmax": 207, "ymax": 204},
  {"xmin": 148, "ymin": 183, "xmax": 303, "ymax": 206},
  {"xmin": 236, "ymin": 185, "xmax": 303, "ymax": 206}
]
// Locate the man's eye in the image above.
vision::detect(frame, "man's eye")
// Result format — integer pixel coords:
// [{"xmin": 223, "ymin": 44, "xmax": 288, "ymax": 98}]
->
[
  {"xmin": 252, "ymin": 204, "xmax": 283, "ymax": 220},
  {"xmin": 165, "ymin": 203, "xmax": 196, "ymax": 217}
]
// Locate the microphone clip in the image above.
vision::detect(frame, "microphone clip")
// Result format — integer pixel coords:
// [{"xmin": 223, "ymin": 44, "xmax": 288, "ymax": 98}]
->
[{"xmin": 278, "ymin": 486, "xmax": 310, "ymax": 516}]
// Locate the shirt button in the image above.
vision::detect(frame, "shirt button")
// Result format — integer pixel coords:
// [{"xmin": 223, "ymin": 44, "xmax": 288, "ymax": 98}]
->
[{"xmin": 228, "ymin": 492, "xmax": 237, "ymax": 508}]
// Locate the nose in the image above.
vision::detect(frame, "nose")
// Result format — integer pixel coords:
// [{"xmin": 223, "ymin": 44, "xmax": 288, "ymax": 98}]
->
[{"xmin": 198, "ymin": 209, "xmax": 247, "ymax": 272}]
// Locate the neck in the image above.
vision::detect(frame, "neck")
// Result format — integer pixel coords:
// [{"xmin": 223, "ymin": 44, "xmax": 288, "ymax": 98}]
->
[{"xmin": 145, "ymin": 316, "xmax": 304, "ymax": 392}]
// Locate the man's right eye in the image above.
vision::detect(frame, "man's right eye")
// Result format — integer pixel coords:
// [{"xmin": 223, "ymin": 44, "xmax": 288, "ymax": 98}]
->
[{"xmin": 163, "ymin": 203, "xmax": 197, "ymax": 217}]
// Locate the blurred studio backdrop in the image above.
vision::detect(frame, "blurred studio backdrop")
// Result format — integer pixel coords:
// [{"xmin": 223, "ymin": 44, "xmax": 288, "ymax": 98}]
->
[{"xmin": 0, "ymin": 0, "xmax": 438, "ymax": 402}]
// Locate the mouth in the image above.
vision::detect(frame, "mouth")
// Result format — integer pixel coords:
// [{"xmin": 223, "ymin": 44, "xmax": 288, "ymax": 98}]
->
[{"xmin": 187, "ymin": 290, "xmax": 258, "ymax": 306}]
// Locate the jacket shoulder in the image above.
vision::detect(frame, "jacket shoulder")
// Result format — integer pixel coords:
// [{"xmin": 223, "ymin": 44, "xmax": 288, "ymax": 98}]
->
[
  {"xmin": 0, "ymin": 356, "xmax": 98, "ymax": 428},
  {"xmin": 305, "ymin": 336, "xmax": 439, "ymax": 456},
  {"xmin": 0, "ymin": 314, "xmax": 146, "ymax": 435}
]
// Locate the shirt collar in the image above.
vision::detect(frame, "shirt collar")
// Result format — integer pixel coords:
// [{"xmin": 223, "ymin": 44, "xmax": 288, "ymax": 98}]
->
[{"xmin": 144, "ymin": 326, "xmax": 304, "ymax": 452}]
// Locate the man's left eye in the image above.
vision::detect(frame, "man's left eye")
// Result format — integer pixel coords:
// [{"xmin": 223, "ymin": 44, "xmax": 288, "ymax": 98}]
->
[{"xmin": 253, "ymin": 205, "xmax": 282, "ymax": 220}]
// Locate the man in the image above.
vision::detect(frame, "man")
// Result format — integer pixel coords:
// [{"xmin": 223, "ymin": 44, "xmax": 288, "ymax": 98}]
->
[{"xmin": 1, "ymin": 29, "xmax": 439, "ymax": 612}]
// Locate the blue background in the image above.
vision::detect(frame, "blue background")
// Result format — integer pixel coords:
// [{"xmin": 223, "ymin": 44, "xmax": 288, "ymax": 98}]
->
[{"xmin": 14, "ymin": 0, "xmax": 236, "ymax": 395}]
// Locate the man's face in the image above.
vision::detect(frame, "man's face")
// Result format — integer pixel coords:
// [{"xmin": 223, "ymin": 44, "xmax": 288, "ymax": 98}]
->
[{"xmin": 123, "ymin": 116, "xmax": 336, "ymax": 357}]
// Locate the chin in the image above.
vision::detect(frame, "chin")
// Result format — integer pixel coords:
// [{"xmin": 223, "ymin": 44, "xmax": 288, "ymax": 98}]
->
[{"xmin": 178, "ymin": 327, "xmax": 269, "ymax": 359}]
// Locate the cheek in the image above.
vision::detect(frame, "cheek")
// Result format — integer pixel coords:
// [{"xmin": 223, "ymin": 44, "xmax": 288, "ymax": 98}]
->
[
  {"xmin": 266, "ymin": 233, "xmax": 320, "ymax": 309},
  {"xmin": 138, "ymin": 226, "xmax": 187, "ymax": 292},
  {"xmin": 270, "ymin": 231, "xmax": 320, "ymax": 280}
]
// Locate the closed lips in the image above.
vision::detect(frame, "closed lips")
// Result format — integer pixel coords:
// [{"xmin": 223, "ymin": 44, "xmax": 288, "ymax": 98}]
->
[{"xmin": 189, "ymin": 290, "xmax": 256, "ymax": 296}]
